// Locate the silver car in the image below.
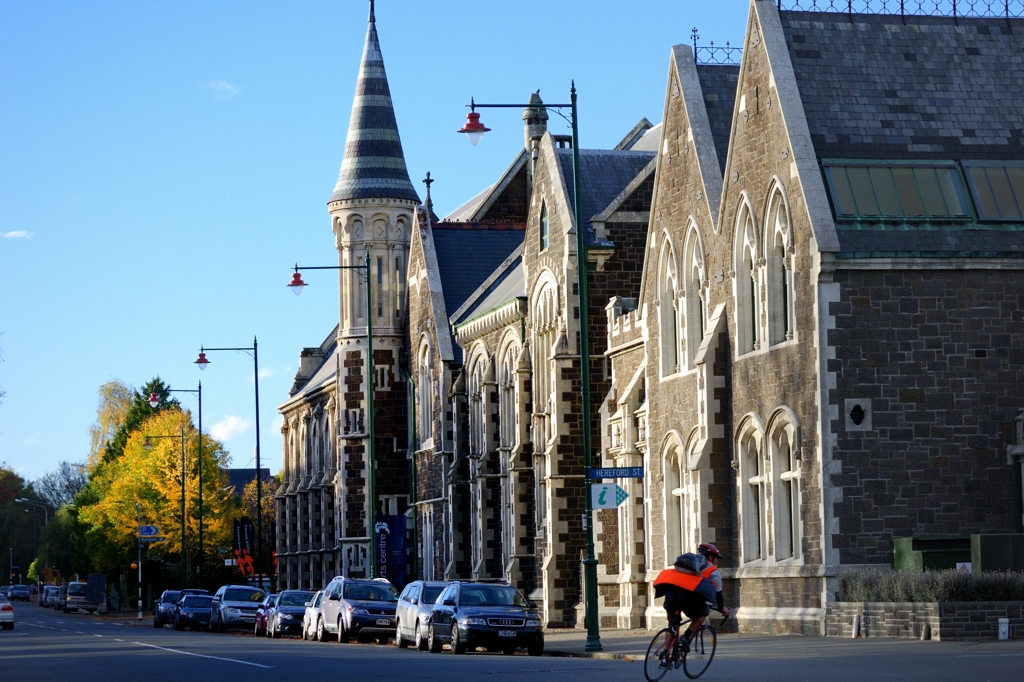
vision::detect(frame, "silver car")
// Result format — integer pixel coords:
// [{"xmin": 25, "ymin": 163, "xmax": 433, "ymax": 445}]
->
[
  {"xmin": 395, "ymin": 581, "xmax": 448, "ymax": 650},
  {"xmin": 210, "ymin": 585, "xmax": 265, "ymax": 632}
]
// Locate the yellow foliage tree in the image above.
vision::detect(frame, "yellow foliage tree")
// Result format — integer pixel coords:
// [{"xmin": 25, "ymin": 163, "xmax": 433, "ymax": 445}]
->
[{"xmin": 78, "ymin": 409, "xmax": 238, "ymax": 578}]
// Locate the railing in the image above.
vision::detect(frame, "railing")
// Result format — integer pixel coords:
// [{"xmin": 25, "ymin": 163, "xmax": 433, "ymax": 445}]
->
[
  {"xmin": 692, "ymin": 27, "xmax": 744, "ymax": 65},
  {"xmin": 777, "ymin": 0, "xmax": 1023, "ymax": 17}
]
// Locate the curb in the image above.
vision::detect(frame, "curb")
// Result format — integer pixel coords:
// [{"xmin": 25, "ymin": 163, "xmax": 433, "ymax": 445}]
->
[{"xmin": 544, "ymin": 649, "xmax": 641, "ymax": 661}]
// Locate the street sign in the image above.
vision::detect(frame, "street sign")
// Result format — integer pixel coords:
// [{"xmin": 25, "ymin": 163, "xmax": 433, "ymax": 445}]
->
[
  {"xmin": 591, "ymin": 484, "xmax": 630, "ymax": 509},
  {"xmin": 139, "ymin": 525, "xmax": 159, "ymax": 537},
  {"xmin": 140, "ymin": 536, "xmax": 166, "ymax": 543},
  {"xmin": 591, "ymin": 466, "xmax": 644, "ymax": 480}
]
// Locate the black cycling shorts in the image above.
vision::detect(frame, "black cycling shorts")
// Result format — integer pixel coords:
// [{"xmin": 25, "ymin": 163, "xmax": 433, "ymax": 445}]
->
[{"xmin": 672, "ymin": 590, "xmax": 710, "ymax": 621}]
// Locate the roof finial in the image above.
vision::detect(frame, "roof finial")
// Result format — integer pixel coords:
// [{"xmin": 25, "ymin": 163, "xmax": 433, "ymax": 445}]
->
[
  {"xmin": 369, "ymin": 0, "xmax": 375, "ymax": 22},
  {"xmin": 423, "ymin": 171, "xmax": 434, "ymax": 210},
  {"xmin": 692, "ymin": 26, "xmax": 699, "ymax": 63}
]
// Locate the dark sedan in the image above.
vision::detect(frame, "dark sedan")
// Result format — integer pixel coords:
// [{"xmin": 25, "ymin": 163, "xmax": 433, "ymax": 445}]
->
[
  {"xmin": 173, "ymin": 594, "xmax": 213, "ymax": 631},
  {"xmin": 268, "ymin": 590, "xmax": 314, "ymax": 638},
  {"xmin": 9, "ymin": 585, "xmax": 31, "ymax": 602},
  {"xmin": 427, "ymin": 582, "xmax": 542, "ymax": 655},
  {"xmin": 337, "ymin": 580, "xmax": 398, "ymax": 643}
]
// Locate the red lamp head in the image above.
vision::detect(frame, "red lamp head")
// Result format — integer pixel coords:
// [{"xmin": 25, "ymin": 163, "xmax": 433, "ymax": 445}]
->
[
  {"xmin": 148, "ymin": 392, "xmax": 160, "ymax": 409},
  {"xmin": 458, "ymin": 111, "xmax": 491, "ymax": 146},
  {"xmin": 195, "ymin": 351, "xmax": 210, "ymax": 370},
  {"xmin": 287, "ymin": 271, "xmax": 307, "ymax": 295},
  {"xmin": 142, "ymin": 436, "xmax": 153, "ymax": 450}
]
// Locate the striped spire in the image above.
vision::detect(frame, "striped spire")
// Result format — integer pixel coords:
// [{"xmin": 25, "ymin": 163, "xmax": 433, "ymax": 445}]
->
[{"xmin": 329, "ymin": 2, "xmax": 419, "ymax": 204}]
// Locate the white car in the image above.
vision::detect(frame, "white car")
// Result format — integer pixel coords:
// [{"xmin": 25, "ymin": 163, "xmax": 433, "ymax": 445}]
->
[
  {"xmin": 302, "ymin": 590, "xmax": 324, "ymax": 640},
  {"xmin": 0, "ymin": 594, "xmax": 13, "ymax": 630}
]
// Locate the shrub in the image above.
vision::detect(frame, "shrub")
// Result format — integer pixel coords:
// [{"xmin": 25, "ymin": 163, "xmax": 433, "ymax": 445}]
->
[{"xmin": 837, "ymin": 568, "xmax": 1024, "ymax": 602}]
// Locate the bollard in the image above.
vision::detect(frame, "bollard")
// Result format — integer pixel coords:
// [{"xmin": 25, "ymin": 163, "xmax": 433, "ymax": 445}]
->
[
  {"xmin": 852, "ymin": 614, "xmax": 860, "ymax": 639},
  {"xmin": 998, "ymin": 618, "xmax": 1009, "ymax": 641}
]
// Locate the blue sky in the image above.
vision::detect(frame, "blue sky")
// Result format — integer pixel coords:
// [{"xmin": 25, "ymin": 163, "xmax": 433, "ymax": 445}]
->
[{"xmin": 0, "ymin": 0, "xmax": 750, "ymax": 482}]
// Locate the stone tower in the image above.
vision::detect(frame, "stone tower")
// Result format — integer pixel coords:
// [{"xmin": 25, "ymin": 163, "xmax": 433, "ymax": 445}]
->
[{"xmin": 328, "ymin": 0, "xmax": 418, "ymax": 578}]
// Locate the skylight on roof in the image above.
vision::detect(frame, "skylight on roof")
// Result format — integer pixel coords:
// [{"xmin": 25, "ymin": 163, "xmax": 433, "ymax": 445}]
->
[
  {"xmin": 824, "ymin": 164, "xmax": 969, "ymax": 220},
  {"xmin": 964, "ymin": 162, "xmax": 1024, "ymax": 222}
]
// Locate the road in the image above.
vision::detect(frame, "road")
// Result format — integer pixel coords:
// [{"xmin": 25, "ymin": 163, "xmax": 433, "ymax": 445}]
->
[{"xmin": 2, "ymin": 603, "xmax": 1023, "ymax": 681}]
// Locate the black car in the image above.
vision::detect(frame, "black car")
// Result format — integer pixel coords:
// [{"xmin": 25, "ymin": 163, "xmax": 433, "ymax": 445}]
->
[
  {"xmin": 155, "ymin": 588, "xmax": 208, "ymax": 628},
  {"xmin": 9, "ymin": 585, "xmax": 31, "ymax": 602},
  {"xmin": 267, "ymin": 590, "xmax": 314, "ymax": 638},
  {"xmin": 334, "ymin": 579, "xmax": 399, "ymax": 643},
  {"xmin": 427, "ymin": 582, "xmax": 543, "ymax": 656},
  {"xmin": 173, "ymin": 594, "xmax": 213, "ymax": 631}
]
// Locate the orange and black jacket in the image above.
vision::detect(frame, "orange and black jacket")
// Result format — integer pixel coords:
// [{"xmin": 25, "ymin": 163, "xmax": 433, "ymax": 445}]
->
[{"xmin": 652, "ymin": 568, "xmax": 717, "ymax": 605}]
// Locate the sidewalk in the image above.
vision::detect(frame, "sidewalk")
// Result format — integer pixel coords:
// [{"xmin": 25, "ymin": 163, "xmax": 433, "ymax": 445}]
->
[{"xmin": 543, "ymin": 628, "xmax": 654, "ymax": 660}]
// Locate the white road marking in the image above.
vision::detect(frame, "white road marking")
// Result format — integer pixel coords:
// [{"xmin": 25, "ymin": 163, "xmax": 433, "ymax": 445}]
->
[
  {"xmin": 114, "ymin": 638, "xmax": 124, "ymax": 642},
  {"xmin": 131, "ymin": 642, "xmax": 274, "ymax": 668},
  {"xmin": 94, "ymin": 634, "xmax": 103, "ymax": 638},
  {"xmin": 27, "ymin": 623, "xmax": 57, "ymax": 630}
]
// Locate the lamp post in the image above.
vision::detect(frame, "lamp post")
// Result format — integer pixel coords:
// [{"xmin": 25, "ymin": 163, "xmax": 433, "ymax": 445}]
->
[
  {"xmin": 135, "ymin": 502, "xmax": 142, "ymax": 620},
  {"xmin": 457, "ymin": 84, "xmax": 603, "ymax": 652},
  {"xmin": 149, "ymin": 384, "xmax": 204, "ymax": 579},
  {"xmin": 195, "ymin": 338, "xmax": 265, "ymax": 587},
  {"xmin": 143, "ymin": 429, "xmax": 187, "ymax": 589},
  {"xmin": 15, "ymin": 499, "xmax": 51, "ymax": 570},
  {"xmin": 287, "ymin": 252, "xmax": 379, "ymax": 578}
]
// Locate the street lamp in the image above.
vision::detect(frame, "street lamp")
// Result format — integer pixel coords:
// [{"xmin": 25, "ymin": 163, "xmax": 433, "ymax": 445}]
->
[
  {"xmin": 194, "ymin": 337, "xmax": 266, "ymax": 587},
  {"xmin": 457, "ymin": 84, "xmax": 603, "ymax": 652},
  {"xmin": 143, "ymin": 429, "xmax": 188, "ymax": 589},
  {"xmin": 287, "ymin": 252, "xmax": 379, "ymax": 578},
  {"xmin": 14, "ymin": 499, "xmax": 49, "ymax": 526},
  {"xmin": 149, "ymin": 384, "xmax": 205, "ymax": 578}
]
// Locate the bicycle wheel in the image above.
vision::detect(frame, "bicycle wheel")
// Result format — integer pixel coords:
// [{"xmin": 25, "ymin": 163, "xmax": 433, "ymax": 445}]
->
[
  {"xmin": 644, "ymin": 628, "xmax": 675, "ymax": 682},
  {"xmin": 682, "ymin": 625, "xmax": 717, "ymax": 679}
]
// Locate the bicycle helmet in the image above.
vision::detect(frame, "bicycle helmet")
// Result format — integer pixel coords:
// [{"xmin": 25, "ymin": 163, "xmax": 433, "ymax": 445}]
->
[{"xmin": 697, "ymin": 542, "xmax": 721, "ymax": 560}]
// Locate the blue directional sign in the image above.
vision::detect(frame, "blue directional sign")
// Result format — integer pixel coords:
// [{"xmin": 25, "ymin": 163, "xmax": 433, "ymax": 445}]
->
[
  {"xmin": 139, "ymin": 525, "xmax": 159, "ymax": 537},
  {"xmin": 591, "ymin": 467, "xmax": 644, "ymax": 480}
]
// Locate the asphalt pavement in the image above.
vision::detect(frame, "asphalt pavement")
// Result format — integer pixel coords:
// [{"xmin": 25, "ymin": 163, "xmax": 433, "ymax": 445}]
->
[{"xmin": 2, "ymin": 603, "xmax": 1022, "ymax": 682}]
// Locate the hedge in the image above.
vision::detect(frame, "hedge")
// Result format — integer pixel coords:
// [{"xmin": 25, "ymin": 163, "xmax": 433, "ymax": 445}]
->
[{"xmin": 837, "ymin": 568, "xmax": 1024, "ymax": 603}]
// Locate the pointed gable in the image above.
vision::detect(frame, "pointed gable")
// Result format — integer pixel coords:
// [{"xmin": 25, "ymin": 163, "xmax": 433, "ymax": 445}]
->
[{"xmin": 329, "ymin": 4, "xmax": 419, "ymax": 204}]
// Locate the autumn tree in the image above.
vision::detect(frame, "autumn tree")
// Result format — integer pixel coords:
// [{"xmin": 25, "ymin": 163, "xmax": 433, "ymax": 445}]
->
[
  {"xmin": 77, "ymin": 408, "xmax": 237, "ymax": 581},
  {"xmin": 86, "ymin": 380, "xmax": 134, "ymax": 469},
  {"xmin": 241, "ymin": 473, "xmax": 280, "ymax": 561}
]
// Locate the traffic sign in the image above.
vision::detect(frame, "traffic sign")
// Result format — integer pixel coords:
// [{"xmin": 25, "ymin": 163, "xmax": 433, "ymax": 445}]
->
[
  {"xmin": 592, "ymin": 484, "xmax": 630, "ymax": 509},
  {"xmin": 591, "ymin": 467, "xmax": 644, "ymax": 480},
  {"xmin": 139, "ymin": 525, "xmax": 159, "ymax": 537},
  {"xmin": 140, "ymin": 537, "xmax": 166, "ymax": 543}
]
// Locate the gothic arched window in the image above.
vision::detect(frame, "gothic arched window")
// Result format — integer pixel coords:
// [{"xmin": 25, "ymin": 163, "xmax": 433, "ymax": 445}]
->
[
  {"xmin": 658, "ymin": 236, "xmax": 680, "ymax": 376},
  {"xmin": 734, "ymin": 202, "xmax": 761, "ymax": 355},
  {"xmin": 765, "ymin": 188, "xmax": 794, "ymax": 345}
]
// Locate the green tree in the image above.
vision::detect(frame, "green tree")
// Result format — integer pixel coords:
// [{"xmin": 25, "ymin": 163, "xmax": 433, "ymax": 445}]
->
[
  {"xmin": 101, "ymin": 378, "xmax": 178, "ymax": 464},
  {"xmin": 0, "ymin": 462, "xmax": 34, "ymax": 584}
]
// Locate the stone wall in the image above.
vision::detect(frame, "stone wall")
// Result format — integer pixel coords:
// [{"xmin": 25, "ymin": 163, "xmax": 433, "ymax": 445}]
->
[{"xmin": 826, "ymin": 601, "xmax": 1024, "ymax": 640}]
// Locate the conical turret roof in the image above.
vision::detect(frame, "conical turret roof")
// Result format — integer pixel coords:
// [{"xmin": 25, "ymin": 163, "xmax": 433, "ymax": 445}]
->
[{"xmin": 329, "ymin": 3, "xmax": 419, "ymax": 204}]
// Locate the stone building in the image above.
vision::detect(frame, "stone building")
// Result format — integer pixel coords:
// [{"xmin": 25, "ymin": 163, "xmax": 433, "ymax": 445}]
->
[{"xmin": 604, "ymin": 0, "xmax": 1024, "ymax": 635}]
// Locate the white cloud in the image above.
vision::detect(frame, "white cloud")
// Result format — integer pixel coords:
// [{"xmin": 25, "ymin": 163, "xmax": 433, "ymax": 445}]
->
[
  {"xmin": 23, "ymin": 437, "xmax": 37, "ymax": 446},
  {"xmin": 208, "ymin": 80, "xmax": 240, "ymax": 99},
  {"xmin": 210, "ymin": 415, "xmax": 251, "ymax": 441},
  {"xmin": 4, "ymin": 231, "xmax": 32, "ymax": 239}
]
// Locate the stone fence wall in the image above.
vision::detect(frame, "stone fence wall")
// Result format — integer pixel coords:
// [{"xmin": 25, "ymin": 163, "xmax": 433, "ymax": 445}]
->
[{"xmin": 826, "ymin": 602, "xmax": 1023, "ymax": 640}]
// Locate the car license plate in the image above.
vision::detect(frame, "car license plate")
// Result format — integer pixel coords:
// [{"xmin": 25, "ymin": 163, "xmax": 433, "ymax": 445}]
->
[
  {"xmin": 376, "ymin": 618, "xmax": 391, "ymax": 626},
  {"xmin": 498, "ymin": 630, "xmax": 517, "ymax": 638}
]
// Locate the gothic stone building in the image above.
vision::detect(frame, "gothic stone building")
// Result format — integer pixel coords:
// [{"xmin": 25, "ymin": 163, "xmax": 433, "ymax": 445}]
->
[
  {"xmin": 278, "ymin": 0, "xmax": 1024, "ymax": 635},
  {"xmin": 604, "ymin": 0, "xmax": 1024, "ymax": 635}
]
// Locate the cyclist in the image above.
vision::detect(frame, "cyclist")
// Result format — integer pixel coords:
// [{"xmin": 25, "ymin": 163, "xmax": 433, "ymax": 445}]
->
[
  {"xmin": 653, "ymin": 552, "xmax": 717, "ymax": 651},
  {"xmin": 697, "ymin": 542, "xmax": 732, "ymax": 620}
]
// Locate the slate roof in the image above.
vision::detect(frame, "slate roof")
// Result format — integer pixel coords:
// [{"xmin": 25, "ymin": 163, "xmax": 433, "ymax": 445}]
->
[
  {"xmin": 224, "ymin": 468, "xmax": 273, "ymax": 497},
  {"xmin": 432, "ymin": 222, "xmax": 526, "ymax": 361},
  {"xmin": 780, "ymin": 11, "xmax": 1024, "ymax": 161},
  {"xmin": 451, "ymin": 248, "xmax": 525, "ymax": 328},
  {"xmin": 556, "ymin": 148, "xmax": 656, "ymax": 242},
  {"xmin": 836, "ymin": 228, "xmax": 1024, "ymax": 258},
  {"xmin": 628, "ymin": 124, "xmax": 662, "ymax": 153},
  {"xmin": 696, "ymin": 64, "xmax": 740, "ymax": 172},
  {"xmin": 328, "ymin": 7, "xmax": 419, "ymax": 203}
]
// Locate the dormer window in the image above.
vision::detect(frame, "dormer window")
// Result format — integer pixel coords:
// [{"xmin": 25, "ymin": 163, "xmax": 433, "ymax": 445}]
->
[
  {"xmin": 824, "ymin": 163, "xmax": 969, "ymax": 220},
  {"xmin": 963, "ymin": 161, "xmax": 1024, "ymax": 221}
]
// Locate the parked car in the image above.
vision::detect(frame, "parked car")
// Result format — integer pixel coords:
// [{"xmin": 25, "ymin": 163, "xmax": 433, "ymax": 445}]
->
[
  {"xmin": 210, "ymin": 585, "xmax": 265, "ymax": 632},
  {"xmin": 316, "ymin": 576, "xmax": 398, "ymax": 643},
  {"xmin": 254, "ymin": 594, "xmax": 277, "ymax": 636},
  {"xmin": 267, "ymin": 590, "xmax": 314, "ymax": 638},
  {"xmin": 40, "ymin": 586, "xmax": 59, "ymax": 608},
  {"xmin": 427, "ymin": 582, "xmax": 542, "ymax": 656},
  {"xmin": 173, "ymin": 594, "xmax": 214, "ymax": 631},
  {"xmin": 301, "ymin": 590, "xmax": 324, "ymax": 641},
  {"xmin": 0, "ymin": 594, "xmax": 13, "ymax": 630},
  {"xmin": 62, "ymin": 581, "xmax": 97, "ymax": 614},
  {"xmin": 154, "ymin": 590, "xmax": 182, "ymax": 628},
  {"xmin": 9, "ymin": 585, "xmax": 31, "ymax": 602},
  {"xmin": 396, "ymin": 580, "xmax": 448, "ymax": 650}
]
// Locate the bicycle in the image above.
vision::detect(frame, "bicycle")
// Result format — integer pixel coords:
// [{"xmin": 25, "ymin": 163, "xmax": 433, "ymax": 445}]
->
[{"xmin": 643, "ymin": 608, "xmax": 727, "ymax": 681}]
